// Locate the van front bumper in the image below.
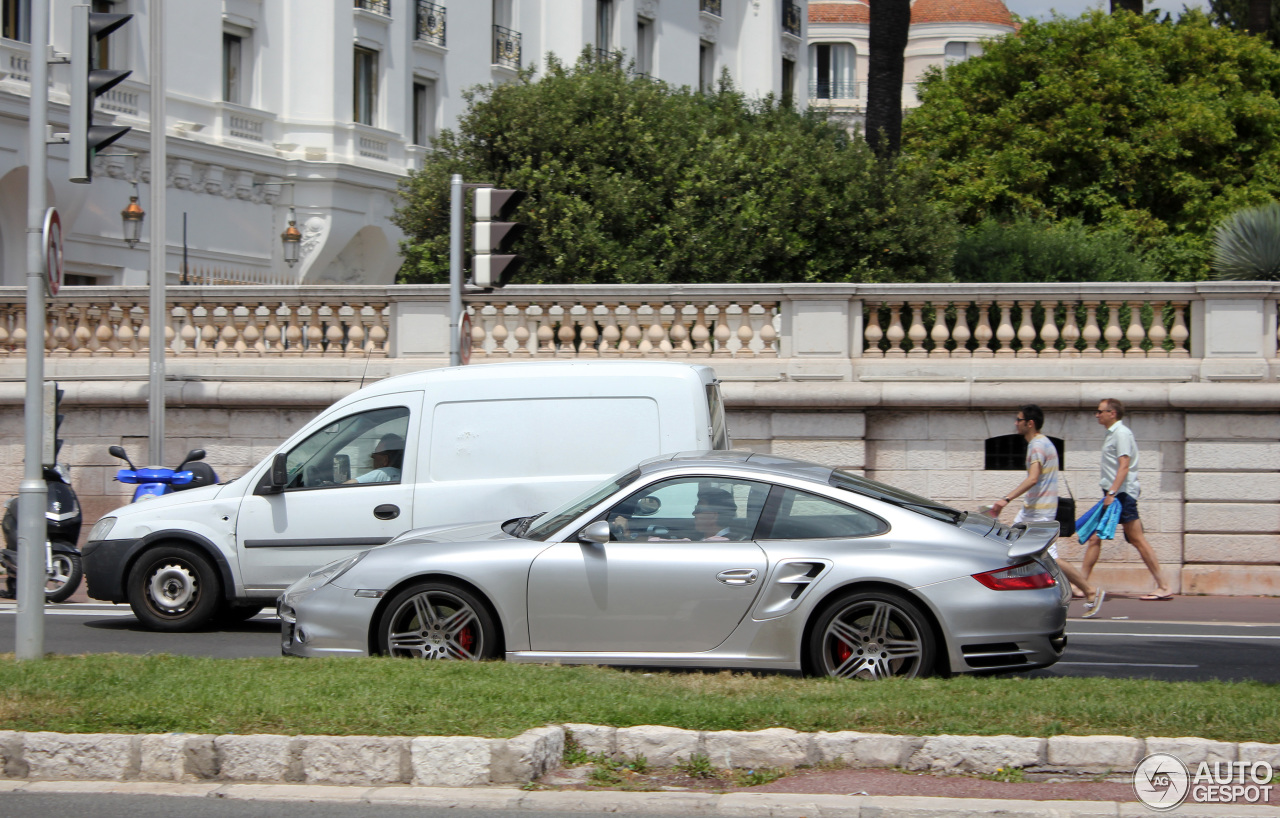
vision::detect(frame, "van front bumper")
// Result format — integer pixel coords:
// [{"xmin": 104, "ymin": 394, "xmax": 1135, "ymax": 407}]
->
[{"xmin": 81, "ymin": 538, "xmax": 135, "ymax": 603}]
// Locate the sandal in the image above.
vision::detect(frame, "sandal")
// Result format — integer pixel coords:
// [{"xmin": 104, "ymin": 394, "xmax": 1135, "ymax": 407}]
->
[{"xmin": 1139, "ymin": 592, "xmax": 1174, "ymax": 601}]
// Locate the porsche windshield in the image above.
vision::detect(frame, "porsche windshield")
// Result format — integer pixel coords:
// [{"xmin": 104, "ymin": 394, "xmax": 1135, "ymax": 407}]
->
[{"xmin": 523, "ymin": 468, "xmax": 641, "ymax": 541}]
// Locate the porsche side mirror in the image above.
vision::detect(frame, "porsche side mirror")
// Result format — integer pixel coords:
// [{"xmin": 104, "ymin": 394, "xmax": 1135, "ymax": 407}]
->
[{"xmin": 579, "ymin": 520, "xmax": 611, "ymax": 545}]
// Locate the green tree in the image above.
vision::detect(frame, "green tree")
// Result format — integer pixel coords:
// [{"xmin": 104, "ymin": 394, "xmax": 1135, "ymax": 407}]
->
[
  {"xmin": 901, "ymin": 11, "xmax": 1280, "ymax": 280},
  {"xmin": 1210, "ymin": 0, "xmax": 1280, "ymax": 48},
  {"xmin": 394, "ymin": 53, "xmax": 956, "ymax": 285},
  {"xmin": 952, "ymin": 217, "xmax": 1158, "ymax": 283}
]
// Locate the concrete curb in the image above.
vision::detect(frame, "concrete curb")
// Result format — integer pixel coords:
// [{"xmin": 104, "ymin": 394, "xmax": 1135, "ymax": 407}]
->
[
  {"xmin": 2, "ymin": 725, "xmax": 1279, "ymax": 791},
  {"xmin": 3, "ymin": 779, "xmax": 1280, "ymax": 817}
]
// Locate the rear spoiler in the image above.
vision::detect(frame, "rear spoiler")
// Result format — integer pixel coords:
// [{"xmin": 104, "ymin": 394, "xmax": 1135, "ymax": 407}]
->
[{"xmin": 1007, "ymin": 520, "xmax": 1060, "ymax": 560}]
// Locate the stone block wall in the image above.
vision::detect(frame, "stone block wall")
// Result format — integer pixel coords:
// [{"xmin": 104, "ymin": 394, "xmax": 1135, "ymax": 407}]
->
[{"xmin": 1182, "ymin": 414, "xmax": 1280, "ymax": 596}]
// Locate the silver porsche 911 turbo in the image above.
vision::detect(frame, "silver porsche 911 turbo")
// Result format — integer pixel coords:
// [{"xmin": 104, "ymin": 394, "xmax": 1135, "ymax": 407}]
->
[{"xmin": 279, "ymin": 451, "xmax": 1069, "ymax": 679}]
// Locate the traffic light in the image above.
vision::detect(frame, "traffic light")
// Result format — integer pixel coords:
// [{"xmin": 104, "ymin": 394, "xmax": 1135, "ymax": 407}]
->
[
  {"xmin": 472, "ymin": 188, "xmax": 526, "ymax": 288},
  {"xmin": 42, "ymin": 382, "xmax": 65, "ymax": 467},
  {"xmin": 69, "ymin": 4, "xmax": 133, "ymax": 184}
]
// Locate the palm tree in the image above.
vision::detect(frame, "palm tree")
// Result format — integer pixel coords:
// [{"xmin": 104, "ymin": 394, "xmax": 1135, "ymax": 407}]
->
[
  {"xmin": 1212, "ymin": 204, "xmax": 1280, "ymax": 281},
  {"xmin": 1248, "ymin": 0, "xmax": 1271, "ymax": 35},
  {"xmin": 865, "ymin": 0, "xmax": 911, "ymax": 158}
]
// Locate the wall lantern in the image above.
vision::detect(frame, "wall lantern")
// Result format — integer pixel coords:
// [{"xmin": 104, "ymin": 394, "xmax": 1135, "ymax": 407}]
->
[
  {"xmin": 121, "ymin": 180, "xmax": 145, "ymax": 248},
  {"xmin": 281, "ymin": 205, "xmax": 302, "ymax": 267}
]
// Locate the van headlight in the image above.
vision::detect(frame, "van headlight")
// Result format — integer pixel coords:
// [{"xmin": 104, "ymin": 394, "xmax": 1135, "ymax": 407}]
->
[
  {"xmin": 86, "ymin": 516, "xmax": 116, "ymax": 542},
  {"xmin": 307, "ymin": 550, "xmax": 368, "ymax": 586}
]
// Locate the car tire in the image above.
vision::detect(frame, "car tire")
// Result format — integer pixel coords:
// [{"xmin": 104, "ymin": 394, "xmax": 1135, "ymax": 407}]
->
[
  {"xmin": 375, "ymin": 582, "xmax": 499, "ymax": 661},
  {"xmin": 45, "ymin": 546, "xmax": 82, "ymax": 604},
  {"xmin": 127, "ymin": 546, "xmax": 222, "ymax": 632},
  {"xmin": 807, "ymin": 590, "xmax": 935, "ymax": 680}
]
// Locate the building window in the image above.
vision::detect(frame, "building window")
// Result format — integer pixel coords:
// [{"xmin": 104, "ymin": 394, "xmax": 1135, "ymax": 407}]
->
[
  {"xmin": 636, "ymin": 16, "xmax": 654, "ymax": 77},
  {"xmin": 699, "ymin": 40, "xmax": 714, "ymax": 91},
  {"xmin": 596, "ymin": 0, "xmax": 613, "ymax": 59},
  {"xmin": 781, "ymin": 57, "xmax": 795, "ymax": 107},
  {"xmin": 355, "ymin": 0, "xmax": 391, "ymax": 15},
  {"xmin": 92, "ymin": 0, "xmax": 115, "ymax": 67},
  {"xmin": 223, "ymin": 33, "xmax": 242, "ymax": 104},
  {"xmin": 809, "ymin": 42, "xmax": 856, "ymax": 99},
  {"xmin": 492, "ymin": 0, "xmax": 511, "ymax": 28},
  {"xmin": 2, "ymin": 0, "xmax": 31, "ymax": 42},
  {"xmin": 945, "ymin": 41, "xmax": 978, "ymax": 66},
  {"xmin": 412, "ymin": 79, "xmax": 435, "ymax": 146},
  {"xmin": 354, "ymin": 46, "xmax": 379, "ymax": 125},
  {"xmin": 984, "ymin": 434, "xmax": 1066, "ymax": 471}
]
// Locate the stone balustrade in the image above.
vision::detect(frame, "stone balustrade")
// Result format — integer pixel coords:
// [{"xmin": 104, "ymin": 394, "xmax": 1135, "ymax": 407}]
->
[{"xmin": 0, "ymin": 282, "xmax": 1275, "ymax": 368}]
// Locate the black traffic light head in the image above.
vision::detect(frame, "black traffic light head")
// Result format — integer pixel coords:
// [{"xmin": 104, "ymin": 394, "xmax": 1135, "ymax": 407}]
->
[
  {"xmin": 69, "ymin": 5, "xmax": 133, "ymax": 184},
  {"xmin": 472, "ymin": 188, "xmax": 527, "ymax": 288}
]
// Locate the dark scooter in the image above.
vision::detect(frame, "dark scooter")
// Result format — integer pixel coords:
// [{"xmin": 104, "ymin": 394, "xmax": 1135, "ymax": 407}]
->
[
  {"xmin": 109, "ymin": 446, "xmax": 219, "ymax": 501},
  {"xmin": 1, "ymin": 464, "xmax": 84, "ymax": 603}
]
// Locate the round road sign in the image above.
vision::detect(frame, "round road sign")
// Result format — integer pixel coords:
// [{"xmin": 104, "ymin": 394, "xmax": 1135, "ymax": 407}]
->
[{"xmin": 42, "ymin": 208, "xmax": 63, "ymax": 296}]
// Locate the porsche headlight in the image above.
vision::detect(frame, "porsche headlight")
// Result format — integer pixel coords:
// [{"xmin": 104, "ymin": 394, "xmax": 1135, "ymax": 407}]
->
[{"xmin": 307, "ymin": 550, "xmax": 368, "ymax": 585}]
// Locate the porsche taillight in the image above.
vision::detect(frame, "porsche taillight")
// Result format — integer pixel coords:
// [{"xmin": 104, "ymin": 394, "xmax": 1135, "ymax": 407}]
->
[{"xmin": 971, "ymin": 561, "xmax": 1056, "ymax": 591}]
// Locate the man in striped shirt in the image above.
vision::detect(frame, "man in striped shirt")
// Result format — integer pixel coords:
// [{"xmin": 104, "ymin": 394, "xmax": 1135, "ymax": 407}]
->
[{"xmin": 992, "ymin": 404, "xmax": 1104, "ymax": 618}]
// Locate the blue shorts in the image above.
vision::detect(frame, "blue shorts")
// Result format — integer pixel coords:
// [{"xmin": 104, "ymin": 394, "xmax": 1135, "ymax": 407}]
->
[{"xmin": 1113, "ymin": 492, "xmax": 1139, "ymax": 524}]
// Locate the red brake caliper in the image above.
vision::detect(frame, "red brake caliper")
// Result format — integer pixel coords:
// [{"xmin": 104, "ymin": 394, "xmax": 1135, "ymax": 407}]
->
[
  {"xmin": 458, "ymin": 626, "xmax": 475, "ymax": 653},
  {"xmin": 835, "ymin": 638, "xmax": 852, "ymax": 664}
]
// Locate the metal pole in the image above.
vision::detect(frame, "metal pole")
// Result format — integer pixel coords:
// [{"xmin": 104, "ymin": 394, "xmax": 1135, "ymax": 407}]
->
[
  {"xmin": 16, "ymin": 0, "xmax": 50, "ymax": 660},
  {"xmin": 449, "ymin": 173, "xmax": 462, "ymax": 367},
  {"xmin": 147, "ymin": 0, "xmax": 165, "ymax": 465}
]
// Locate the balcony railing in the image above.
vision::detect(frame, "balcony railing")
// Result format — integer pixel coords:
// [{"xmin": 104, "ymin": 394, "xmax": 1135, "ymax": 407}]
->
[
  {"xmin": 355, "ymin": 0, "xmax": 391, "ymax": 15},
  {"xmin": 416, "ymin": 1, "xmax": 446, "ymax": 46},
  {"xmin": 810, "ymin": 80, "xmax": 860, "ymax": 100},
  {"xmin": 783, "ymin": 1, "xmax": 802, "ymax": 36},
  {"xmin": 701, "ymin": 0, "xmax": 722, "ymax": 17},
  {"xmin": 493, "ymin": 25, "xmax": 521, "ymax": 68},
  {"xmin": 2, "ymin": 283, "xmax": 1277, "ymax": 365}
]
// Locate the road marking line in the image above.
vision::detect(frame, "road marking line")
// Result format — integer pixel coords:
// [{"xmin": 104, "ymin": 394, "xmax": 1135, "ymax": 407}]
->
[
  {"xmin": 1066, "ymin": 632, "xmax": 1280, "ymax": 640},
  {"xmin": 1056, "ymin": 661, "xmax": 1199, "ymax": 668}
]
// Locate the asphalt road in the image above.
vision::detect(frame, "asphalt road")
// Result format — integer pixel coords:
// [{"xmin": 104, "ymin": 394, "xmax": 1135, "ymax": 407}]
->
[
  {"xmin": 1, "ymin": 595, "xmax": 1277, "ymax": 682},
  {"xmin": 0, "ymin": 792, "xmax": 527, "ymax": 818}
]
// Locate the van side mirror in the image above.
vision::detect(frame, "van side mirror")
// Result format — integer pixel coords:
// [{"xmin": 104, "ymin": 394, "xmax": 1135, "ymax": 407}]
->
[
  {"xmin": 579, "ymin": 520, "xmax": 611, "ymax": 545},
  {"xmin": 271, "ymin": 453, "xmax": 288, "ymax": 489}
]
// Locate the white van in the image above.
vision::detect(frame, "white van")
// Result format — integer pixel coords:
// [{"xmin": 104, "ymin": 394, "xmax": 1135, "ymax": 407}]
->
[{"xmin": 83, "ymin": 361, "xmax": 729, "ymax": 631}]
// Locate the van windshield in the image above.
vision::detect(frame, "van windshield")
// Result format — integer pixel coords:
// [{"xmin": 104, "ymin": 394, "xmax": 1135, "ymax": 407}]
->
[{"xmin": 524, "ymin": 468, "xmax": 641, "ymax": 541}]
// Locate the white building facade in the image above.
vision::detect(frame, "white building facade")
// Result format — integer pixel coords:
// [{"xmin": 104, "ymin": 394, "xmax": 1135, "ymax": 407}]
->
[{"xmin": 0, "ymin": 0, "xmax": 807, "ymax": 287}]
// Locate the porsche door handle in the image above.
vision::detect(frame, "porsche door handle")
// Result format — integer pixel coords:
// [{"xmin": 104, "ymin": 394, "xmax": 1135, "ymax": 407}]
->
[
  {"xmin": 373, "ymin": 504, "xmax": 400, "ymax": 520},
  {"xmin": 716, "ymin": 568, "xmax": 759, "ymax": 586}
]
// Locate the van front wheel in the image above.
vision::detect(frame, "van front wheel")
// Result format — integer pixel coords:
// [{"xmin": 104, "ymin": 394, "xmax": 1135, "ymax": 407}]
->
[{"xmin": 127, "ymin": 546, "xmax": 222, "ymax": 632}]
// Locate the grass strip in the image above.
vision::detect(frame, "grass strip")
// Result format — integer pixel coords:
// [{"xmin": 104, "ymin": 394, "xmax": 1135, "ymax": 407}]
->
[{"xmin": 0, "ymin": 654, "xmax": 1275, "ymax": 742}]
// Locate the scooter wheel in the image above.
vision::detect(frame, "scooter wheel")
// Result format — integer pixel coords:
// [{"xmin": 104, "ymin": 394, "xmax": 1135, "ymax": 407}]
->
[
  {"xmin": 45, "ymin": 546, "xmax": 82, "ymax": 604},
  {"xmin": 127, "ymin": 545, "xmax": 222, "ymax": 632}
]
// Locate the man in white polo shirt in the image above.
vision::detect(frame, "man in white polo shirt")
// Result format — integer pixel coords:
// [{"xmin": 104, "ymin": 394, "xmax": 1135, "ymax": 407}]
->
[{"xmin": 1082, "ymin": 398, "xmax": 1173, "ymax": 601}]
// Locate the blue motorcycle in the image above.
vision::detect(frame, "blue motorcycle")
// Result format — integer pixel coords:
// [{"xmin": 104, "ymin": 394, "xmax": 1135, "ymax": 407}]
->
[{"xmin": 109, "ymin": 446, "xmax": 219, "ymax": 501}]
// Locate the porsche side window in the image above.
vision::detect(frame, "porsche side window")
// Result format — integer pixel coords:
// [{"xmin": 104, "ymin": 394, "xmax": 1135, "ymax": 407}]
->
[
  {"xmin": 283, "ymin": 407, "xmax": 410, "ymax": 490},
  {"xmin": 760, "ymin": 487, "xmax": 888, "ymax": 539},
  {"xmin": 605, "ymin": 477, "xmax": 769, "ymax": 542}
]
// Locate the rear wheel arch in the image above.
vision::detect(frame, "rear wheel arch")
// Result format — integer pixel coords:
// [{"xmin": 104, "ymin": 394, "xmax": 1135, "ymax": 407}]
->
[
  {"xmin": 801, "ymin": 580, "xmax": 948, "ymax": 677},
  {"xmin": 367, "ymin": 573, "xmax": 506, "ymax": 657}
]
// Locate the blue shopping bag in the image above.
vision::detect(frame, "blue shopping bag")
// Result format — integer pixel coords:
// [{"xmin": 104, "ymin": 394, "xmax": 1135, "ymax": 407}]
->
[{"xmin": 1075, "ymin": 499, "xmax": 1105, "ymax": 542}]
